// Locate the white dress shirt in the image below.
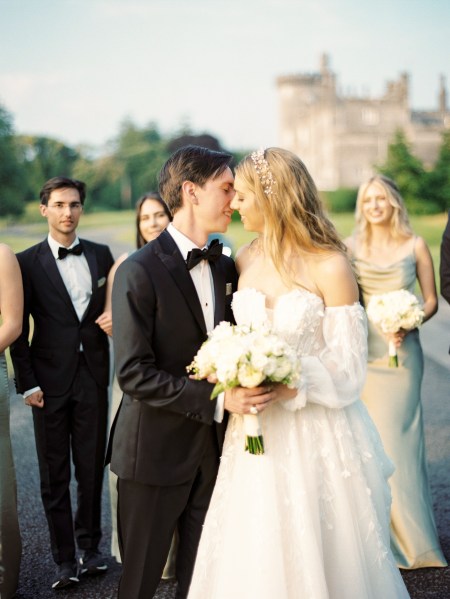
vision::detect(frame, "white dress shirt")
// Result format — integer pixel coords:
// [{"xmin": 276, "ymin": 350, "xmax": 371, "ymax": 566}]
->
[
  {"xmin": 167, "ymin": 223, "xmax": 225, "ymax": 421},
  {"xmin": 47, "ymin": 234, "xmax": 92, "ymax": 321},
  {"xmin": 167, "ymin": 224, "xmax": 215, "ymax": 332}
]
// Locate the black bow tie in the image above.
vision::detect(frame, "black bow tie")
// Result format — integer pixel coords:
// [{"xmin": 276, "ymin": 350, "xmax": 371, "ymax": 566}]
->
[
  {"xmin": 186, "ymin": 239, "xmax": 223, "ymax": 270},
  {"xmin": 58, "ymin": 244, "xmax": 83, "ymax": 260}
]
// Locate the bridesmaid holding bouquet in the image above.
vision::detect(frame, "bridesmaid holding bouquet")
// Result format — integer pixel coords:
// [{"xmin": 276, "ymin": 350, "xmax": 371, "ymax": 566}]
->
[{"xmin": 345, "ymin": 175, "xmax": 447, "ymax": 569}]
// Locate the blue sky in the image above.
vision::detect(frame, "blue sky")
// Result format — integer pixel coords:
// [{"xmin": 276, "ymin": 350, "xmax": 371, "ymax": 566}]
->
[{"xmin": 0, "ymin": 0, "xmax": 449, "ymax": 152}]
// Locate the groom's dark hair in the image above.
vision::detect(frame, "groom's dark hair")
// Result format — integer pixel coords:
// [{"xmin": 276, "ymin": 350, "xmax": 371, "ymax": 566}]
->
[{"xmin": 158, "ymin": 145, "xmax": 232, "ymax": 214}]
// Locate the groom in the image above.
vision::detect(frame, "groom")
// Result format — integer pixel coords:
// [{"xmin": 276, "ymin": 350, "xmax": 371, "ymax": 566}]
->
[{"xmin": 109, "ymin": 145, "xmax": 272, "ymax": 599}]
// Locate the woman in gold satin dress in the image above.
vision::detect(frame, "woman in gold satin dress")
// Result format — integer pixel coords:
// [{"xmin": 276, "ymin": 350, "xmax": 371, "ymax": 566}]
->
[
  {"xmin": 0, "ymin": 243, "xmax": 24, "ymax": 598},
  {"xmin": 345, "ymin": 175, "xmax": 447, "ymax": 569}
]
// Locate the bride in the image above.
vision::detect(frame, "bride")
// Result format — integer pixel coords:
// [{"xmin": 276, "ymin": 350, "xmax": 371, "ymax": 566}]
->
[{"xmin": 187, "ymin": 148, "xmax": 410, "ymax": 598}]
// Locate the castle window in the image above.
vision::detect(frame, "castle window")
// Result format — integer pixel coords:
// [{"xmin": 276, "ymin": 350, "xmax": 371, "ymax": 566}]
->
[{"xmin": 362, "ymin": 108, "xmax": 379, "ymax": 126}]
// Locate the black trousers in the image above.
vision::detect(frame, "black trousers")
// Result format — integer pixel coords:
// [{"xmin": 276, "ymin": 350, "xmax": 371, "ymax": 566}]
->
[
  {"xmin": 117, "ymin": 427, "xmax": 220, "ymax": 599},
  {"xmin": 32, "ymin": 354, "xmax": 108, "ymax": 564}
]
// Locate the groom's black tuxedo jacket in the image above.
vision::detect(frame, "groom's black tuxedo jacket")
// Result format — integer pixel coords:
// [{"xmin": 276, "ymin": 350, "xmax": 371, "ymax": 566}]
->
[
  {"xmin": 109, "ymin": 230, "xmax": 238, "ymax": 487},
  {"xmin": 11, "ymin": 238, "xmax": 114, "ymax": 395}
]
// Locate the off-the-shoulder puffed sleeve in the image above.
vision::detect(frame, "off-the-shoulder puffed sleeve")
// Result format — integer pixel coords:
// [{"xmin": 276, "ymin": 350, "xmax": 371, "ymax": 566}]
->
[{"xmin": 282, "ymin": 303, "xmax": 368, "ymax": 411}]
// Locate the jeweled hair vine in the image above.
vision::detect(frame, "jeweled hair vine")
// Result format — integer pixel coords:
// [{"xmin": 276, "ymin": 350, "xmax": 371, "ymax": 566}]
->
[{"xmin": 250, "ymin": 149, "xmax": 276, "ymax": 197}]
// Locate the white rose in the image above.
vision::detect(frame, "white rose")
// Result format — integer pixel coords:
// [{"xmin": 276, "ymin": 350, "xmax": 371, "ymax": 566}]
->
[{"xmin": 237, "ymin": 364, "xmax": 265, "ymax": 388}]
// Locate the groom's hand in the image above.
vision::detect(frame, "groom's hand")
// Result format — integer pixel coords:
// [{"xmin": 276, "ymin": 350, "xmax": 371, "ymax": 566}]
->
[{"xmin": 224, "ymin": 386, "xmax": 274, "ymax": 415}]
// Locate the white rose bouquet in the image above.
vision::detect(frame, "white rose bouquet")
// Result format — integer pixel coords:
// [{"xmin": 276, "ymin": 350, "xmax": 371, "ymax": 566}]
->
[
  {"xmin": 187, "ymin": 321, "xmax": 301, "ymax": 454},
  {"xmin": 366, "ymin": 289, "xmax": 425, "ymax": 367}
]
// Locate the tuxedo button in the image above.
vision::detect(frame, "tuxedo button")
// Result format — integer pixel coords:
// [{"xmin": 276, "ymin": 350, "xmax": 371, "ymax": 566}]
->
[{"xmin": 186, "ymin": 411, "xmax": 192, "ymax": 418}]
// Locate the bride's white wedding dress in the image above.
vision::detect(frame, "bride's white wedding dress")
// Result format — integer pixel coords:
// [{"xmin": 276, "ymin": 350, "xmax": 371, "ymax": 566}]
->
[{"xmin": 188, "ymin": 288, "xmax": 409, "ymax": 599}]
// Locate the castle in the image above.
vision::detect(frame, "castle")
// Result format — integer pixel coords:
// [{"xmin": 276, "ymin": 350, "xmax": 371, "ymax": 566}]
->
[{"xmin": 277, "ymin": 55, "xmax": 450, "ymax": 190}]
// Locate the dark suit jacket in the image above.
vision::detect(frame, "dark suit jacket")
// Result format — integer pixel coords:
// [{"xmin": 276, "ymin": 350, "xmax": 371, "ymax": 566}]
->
[
  {"xmin": 440, "ymin": 210, "xmax": 450, "ymax": 306},
  {"xmin": 109, "ymin": 230, "xmax": 238, "ymax": 487},
  {"xmin": 11, "ymin": 238, "xmax": 114, "ymax": 396}
]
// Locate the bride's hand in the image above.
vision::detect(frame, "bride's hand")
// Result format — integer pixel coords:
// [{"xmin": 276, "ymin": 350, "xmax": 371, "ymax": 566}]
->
[
  {"xmin": 272, "ymin": 383, "xmax": 298, "ymax": 403},
  {"xmin": 224, "ymin": 385, "xmax": 274, "ymax": 415}
]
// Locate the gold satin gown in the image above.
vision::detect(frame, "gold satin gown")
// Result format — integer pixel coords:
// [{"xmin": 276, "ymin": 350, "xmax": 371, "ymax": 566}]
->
[
  {"xmin": 0, "ymin": 352, "xmax": 22, "ymax": 598},
  {"xmin": 353, "ymin": 251, "xmax": 447, "ymax": 569}
]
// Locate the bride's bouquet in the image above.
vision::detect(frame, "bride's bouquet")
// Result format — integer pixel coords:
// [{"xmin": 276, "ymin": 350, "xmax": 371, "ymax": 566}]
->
[
  {"xmin": 366, "ymin": 289, "xmax": 425, "ymax": 367},
  {"xmin": 187, "ymin": 321, "xmax": 301, "ymax": 455}
]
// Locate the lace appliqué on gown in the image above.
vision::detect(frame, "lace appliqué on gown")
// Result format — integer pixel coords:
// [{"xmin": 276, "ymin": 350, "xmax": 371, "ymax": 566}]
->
[{"xmin": 188, "ymin": 288, "xmax": 409, "ymax": 599}]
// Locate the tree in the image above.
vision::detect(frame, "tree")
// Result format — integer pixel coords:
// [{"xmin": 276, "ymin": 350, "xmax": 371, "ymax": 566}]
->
[
  {"xmin": 167, "ymin": 133, "xmax": 225, "ymax": 153},
  {"xmin": 16, "ymin": 135, "xmax": 80, "ymax": 203},
  {"xmin": 0, "ymin": 104, "xmax": 27, "ymax": 217},
  {"xmin": 72, "ymin": 153, "xmax": 123, "ymax": 211},
  {"xmin": 72, "ymin": 120, "xmax": 170, "ymax": 211},
  {"xmin": 167, "ymin": 133, "xmax": 247, "ymax": 171},
  {"xmin": 427, "ymin": 130, "xmax": 450, "ymax": 211},
  {"xmin": 112, "ymin": 120, "xmax": 169, "ymax": 208},
  {"xmin": 377, "ymin": 130, "xmax": 439, "ymax": 214}
]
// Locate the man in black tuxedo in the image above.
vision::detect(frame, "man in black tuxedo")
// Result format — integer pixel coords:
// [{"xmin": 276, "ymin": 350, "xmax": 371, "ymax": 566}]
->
[
  {"xmin": 109, "ymin": 146, "xmax": 273, "ymax": 599},
  {"xmin": 10, "ymin": 177, "xmax": 114, "ymax": 590}
]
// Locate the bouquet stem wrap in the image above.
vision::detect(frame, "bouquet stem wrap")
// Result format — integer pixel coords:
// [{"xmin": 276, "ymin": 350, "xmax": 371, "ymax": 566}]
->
[
  {"xmin": 243, "ymin": 414, "xmax": 264, "ymax": 455},
  {"xmin": 388, "ymin": 340, "xmax": 398, "ymax": 368}
]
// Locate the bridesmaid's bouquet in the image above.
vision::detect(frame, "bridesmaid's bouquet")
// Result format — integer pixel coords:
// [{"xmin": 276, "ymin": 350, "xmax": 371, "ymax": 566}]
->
[
  {"xmin": 187, "ymin": 321, "xmax": 301, "ymax": 454},
  {"xmin": 366, "ymin": 289, "xmax": 425, "ymax": 367}
]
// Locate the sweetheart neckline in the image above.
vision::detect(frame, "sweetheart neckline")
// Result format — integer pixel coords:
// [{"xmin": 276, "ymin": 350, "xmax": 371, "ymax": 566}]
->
[{"xmin": 234, "ymin": 287, "xmax": 324, "ymax": 310}]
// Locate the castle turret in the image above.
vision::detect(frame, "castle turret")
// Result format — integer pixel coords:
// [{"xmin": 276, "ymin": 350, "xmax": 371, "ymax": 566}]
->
[
  {"xmin": 320, "ymin": 53, "xmax": 330, "ymax": 76},
  {"xmin": 439, "ymin": 75, "xmax": 447, "ymax": 115}
]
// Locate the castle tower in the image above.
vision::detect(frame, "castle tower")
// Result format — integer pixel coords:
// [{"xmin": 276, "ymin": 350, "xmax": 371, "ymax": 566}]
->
[
  {"xmin": 439, "ymin": 75, "xmax": 447, "ymax": 115},
  {"xmin": 277, "ymin": 55, "xmax": 338, "ymax": 189},
  {"xmin": 277, "ymin": 56, "xmax": 448, "ymax": 189}
]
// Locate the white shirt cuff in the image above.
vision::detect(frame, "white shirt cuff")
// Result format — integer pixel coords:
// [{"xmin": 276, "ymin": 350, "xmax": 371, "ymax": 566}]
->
[
  {"xmin": 214, "ymin": 391, "xmax": 225, "ymax": 423},
  {"xmin": 23, "ymin": 386, "xmax": 41, "ymax": 398}
]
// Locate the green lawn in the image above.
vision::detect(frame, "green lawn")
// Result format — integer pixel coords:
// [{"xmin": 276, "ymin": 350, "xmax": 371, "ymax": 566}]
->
[
  {"xmin": 1, "ymin": 208, "xmax": 447, "ymax": 288},
  {"xmin": 2, "ymin": 208, "xmax": 446, "ymax": 376}
]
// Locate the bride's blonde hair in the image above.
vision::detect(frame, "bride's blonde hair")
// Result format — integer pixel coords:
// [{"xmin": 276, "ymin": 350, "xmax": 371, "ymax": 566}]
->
[
  {"xmin": 355, "ymin": 175, "xmax": 413, "ymax": 249},
  {"xmin": 235, "ymin": 147, "xmax": 345, "ymax": 286}
]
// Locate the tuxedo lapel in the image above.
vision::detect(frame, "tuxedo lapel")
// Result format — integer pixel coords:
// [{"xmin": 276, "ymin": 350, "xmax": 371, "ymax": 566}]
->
[
  {"xmin": 80, "ymin": 240, "xmax": 98, "ymax": 322},
  {"xmin": 82, "ymin": 240, "xmax": 98, "ymax": 292},
  {"xmin": 37, "ymin": 240, "xmax": 78, "ymax": 319},
  {"xmin": 155, "ymin": 231, "xmax": 207, "ymax": 335},
  {"xmin": 211, "ymin": 261, "xmax": 225, "ymax": 327}
]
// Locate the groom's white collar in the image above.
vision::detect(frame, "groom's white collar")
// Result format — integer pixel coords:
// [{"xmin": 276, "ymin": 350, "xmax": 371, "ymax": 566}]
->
[{"xmin": 167, "ymin": 223, "xmax": 206, "ymax": 260}]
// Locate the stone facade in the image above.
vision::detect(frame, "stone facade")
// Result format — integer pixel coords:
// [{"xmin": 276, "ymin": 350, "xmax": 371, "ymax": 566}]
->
[{"xmin": 277, "ymin": 55, "xmax": 450, "ymax": 190}]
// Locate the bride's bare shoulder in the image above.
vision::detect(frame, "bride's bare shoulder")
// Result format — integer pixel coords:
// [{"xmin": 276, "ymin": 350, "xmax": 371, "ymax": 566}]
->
[
  {"xmin": 314, "ymin": 250, "xmax": 351, "ymax": 271},
  {"xmin": 313, "ymin": 251, "xmax": 359, "ymax": 306}
]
